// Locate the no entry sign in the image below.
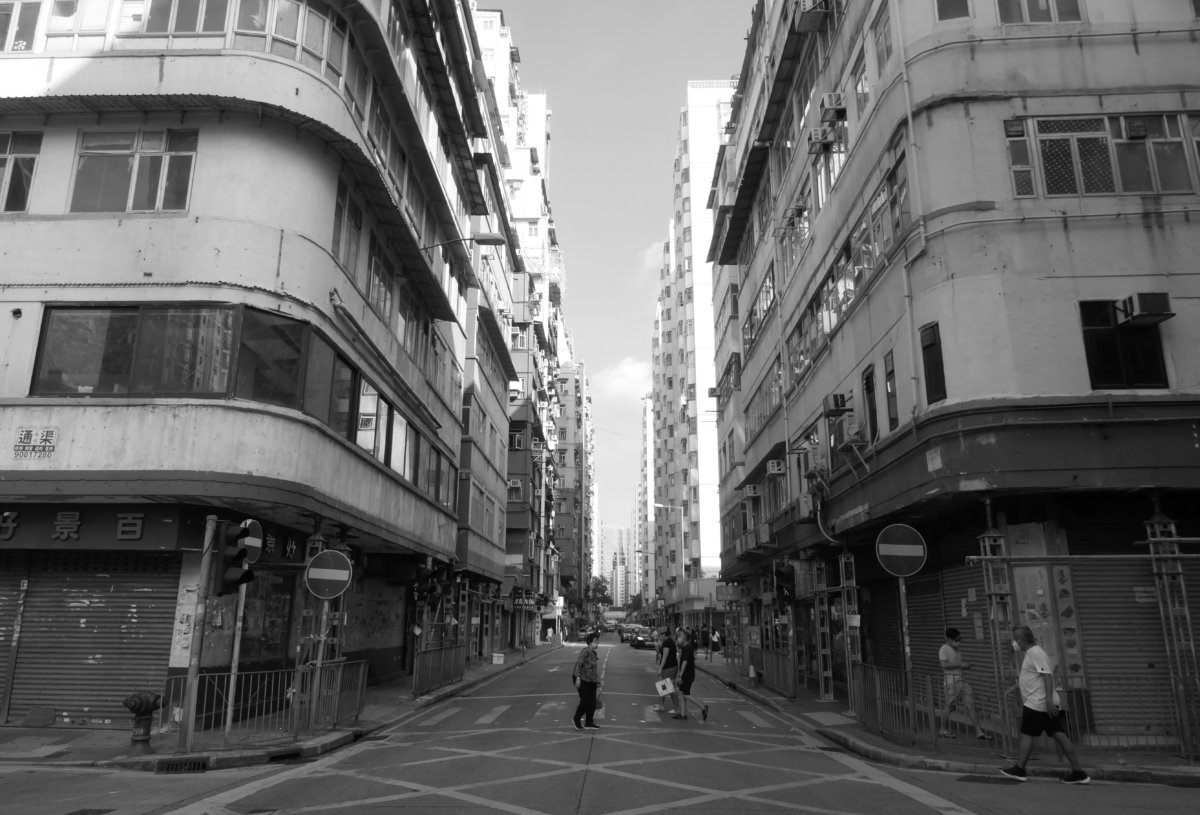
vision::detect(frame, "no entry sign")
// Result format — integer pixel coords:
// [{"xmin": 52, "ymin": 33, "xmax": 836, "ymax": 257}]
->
[
  {"xmin": 305, "ymin": 549, "xmax": 353, "ymax": 600},
  {"xmin": 875, "ymin": 523, "xmax": 927, "ymax": 578}
]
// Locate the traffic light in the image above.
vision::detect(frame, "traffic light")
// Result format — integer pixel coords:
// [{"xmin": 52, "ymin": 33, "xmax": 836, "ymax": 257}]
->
[{"xmin": 212, "ymin": 519, "xmax": 262, "ymax": 596}]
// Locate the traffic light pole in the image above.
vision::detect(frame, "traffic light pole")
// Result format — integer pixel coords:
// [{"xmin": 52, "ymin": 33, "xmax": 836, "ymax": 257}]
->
[
  {"xmin": 181, "ymin": 514, "xmax": 218, "ymax": 752},
  {"xmin": 223, "ymin": 581, "xmax": 249, "ymax": 738}
]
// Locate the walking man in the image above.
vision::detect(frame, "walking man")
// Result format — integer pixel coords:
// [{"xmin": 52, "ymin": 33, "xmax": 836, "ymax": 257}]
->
[
  {"xmin": 1000, "ymin": 625, "xmax": 1089, "ymax": 784},
  {"xmin": 674, "ymin": 628, "xmax": 714, "ymax": 721},
  {"xmin": 938, "ymin": 627, "xmax": 991, "ymax": 740},
  {"xmin": 571, "ymin": 631, "xmax": 602, "ymax": 731},
  {"xmin": 655, "ymin": 627, "xmax": 680, "ymax": 715}
]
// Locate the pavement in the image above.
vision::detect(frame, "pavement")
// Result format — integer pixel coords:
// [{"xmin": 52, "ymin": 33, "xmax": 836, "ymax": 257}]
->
[{"xmin": 1, "ymin": 641, "xmax": 1197, "ymax": 787}]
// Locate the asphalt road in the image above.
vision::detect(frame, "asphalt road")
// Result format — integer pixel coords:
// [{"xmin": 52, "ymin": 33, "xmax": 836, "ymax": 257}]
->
[{"xmin": 1, "ymin": 636, "xmax": 1195, "ymax": 814}]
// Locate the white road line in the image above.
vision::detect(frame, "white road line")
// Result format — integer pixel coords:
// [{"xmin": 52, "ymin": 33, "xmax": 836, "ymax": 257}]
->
[
  {"xmin": 411, "ymin": 707, "xmax": 460, "ymax": 727},
  {"xmin": 475, "ymin": 705, "xmax": 509, "ymax": 724},
  {"xmin": 737, "ymin": 710, "xmax": 774, "ymax": 728}
]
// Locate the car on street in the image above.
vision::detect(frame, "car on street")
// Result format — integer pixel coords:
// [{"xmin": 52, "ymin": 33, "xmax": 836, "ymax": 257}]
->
[{"xmin": 629, "ymin": 626, "xmax": 653, "ymax": 649}]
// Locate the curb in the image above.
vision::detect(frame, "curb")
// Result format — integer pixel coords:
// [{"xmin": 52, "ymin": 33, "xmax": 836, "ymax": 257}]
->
[
  {"xmin": 698, "ymin": 664, "xmax": 1200, "ymax": 788},
  {"xmin": 92, "ymin": 645, "xmax": 564, "ymax": 773}
]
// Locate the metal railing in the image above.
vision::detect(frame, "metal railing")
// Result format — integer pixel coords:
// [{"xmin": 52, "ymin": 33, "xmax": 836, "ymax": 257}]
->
[
  {"xmin": 157, "ymin": 661, "xmax": 368, "ymax": 752},
  {"xmin": 412, "ymin": 644, "xmax": 466, "ymax": 696},
  {"xmin": 851, "ymin": 662, "xmax": 1195, "ymax": 759}
]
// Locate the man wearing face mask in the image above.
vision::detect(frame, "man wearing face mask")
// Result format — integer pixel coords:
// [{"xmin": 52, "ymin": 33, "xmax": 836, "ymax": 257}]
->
[{"xmin": 1000, "ymin": 625, "xmax": 1089, "ymax": 784}]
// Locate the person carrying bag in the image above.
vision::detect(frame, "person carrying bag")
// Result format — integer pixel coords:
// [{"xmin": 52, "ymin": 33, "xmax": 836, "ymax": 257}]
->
[{"xmin": 571, "ymin": 631, "xmax": 602, "ymax": 731}]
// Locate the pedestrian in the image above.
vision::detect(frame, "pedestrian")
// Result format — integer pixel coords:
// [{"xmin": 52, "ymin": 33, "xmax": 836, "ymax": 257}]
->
[
  {"xmin": 654, "ymin": 627, "xmax": 679, "ymax": 715},
  {"xmin": 700, "ymin": 625, "xmax": 710, "ymax": 654},
  {"xmin": 1000, "ymin": 625, "xmax": 1089, "ymax": 784},
  {"xmin": 674, "ymin": 628, "xmax": 714, "ymax": 722},
  {"xmin": 571, "ymin": 631, "xmax": 602, "ymax": 731},
  {"xmin": 711, "ymin": 628, "xmax": 721, "ymax": 654},
  {"xmin": 938, "ymin": 627, "xmax": 991, "ymax": 740}
]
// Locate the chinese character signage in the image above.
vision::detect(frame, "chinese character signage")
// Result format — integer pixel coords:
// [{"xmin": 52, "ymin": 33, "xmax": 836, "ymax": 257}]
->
[
  {"xmin": 13, "ymin": 427, "xmax": 59, "ymax": 460},
  {"xmin": 0, "ymin": 505, "xmax": 178, "ymax": 550}
]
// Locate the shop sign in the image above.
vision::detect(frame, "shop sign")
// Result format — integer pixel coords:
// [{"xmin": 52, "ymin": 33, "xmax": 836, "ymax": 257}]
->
[
  {"xmin": 0, "ymin": 504, "xmax": 180, "ymax": 550},
  {"xmin": 13, "ymin": 427, "xmax": 58, "ymax": 460}
]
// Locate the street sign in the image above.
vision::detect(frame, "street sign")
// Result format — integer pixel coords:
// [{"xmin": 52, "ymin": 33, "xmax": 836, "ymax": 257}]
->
[
  {"xmin": 875, "ymin": 523, "xmax": 927, "ymax": 578},
  {"xmin": 239, "ymin": 520, "xmax": 263, "ymax": 565},
  {"xmin": 304, "ymin": 549, "xmax": 353, "ymax": 599}
]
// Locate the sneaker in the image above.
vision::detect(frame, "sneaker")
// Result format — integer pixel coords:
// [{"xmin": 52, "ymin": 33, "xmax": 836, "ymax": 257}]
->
[
  {"xmin": 572, "ymin": 720, "xmax": 582, "ymax": 731},
  {"xmin": 1060, "ymin": 770, "xmax": 1090, "ymax": 785},
  {"xmin": 583, "ymin": 723, "xmax": 601, "ymax": 730},
  {"xmin": 1000, "ymin": 765, "xmax": 1027, "ymax": 781}
]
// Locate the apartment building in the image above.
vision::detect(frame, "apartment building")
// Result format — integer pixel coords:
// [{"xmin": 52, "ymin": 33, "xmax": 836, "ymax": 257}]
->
[
  {"xmin": 649, "ymin": 81, "xmax": 736, "ymax": 632},
  {"xmin": 710, "ymin": 0, "xmax": 1200, "ymax": 748},
  {"xmin": 0, "ymin": 0, "xmax": 531, "ymax": 724}
]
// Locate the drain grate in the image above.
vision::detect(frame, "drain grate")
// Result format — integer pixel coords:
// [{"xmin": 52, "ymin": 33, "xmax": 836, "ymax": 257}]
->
[{"xmin": 156, "ymin": 759, "xmax": 208, "ymax": 774}]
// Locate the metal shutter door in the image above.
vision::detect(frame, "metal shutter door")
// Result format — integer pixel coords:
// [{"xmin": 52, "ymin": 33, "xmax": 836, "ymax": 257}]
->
[
  {"xmin": 6, "ymin": 551, "xmax": 179, "ymax": 728},
  {"xmin": 867, "ymin": 579, "xmax": 903, "ymax": 672},
  {"xmin": 907, "ymin": 574, "xmax": 945, "ymax": 679},
  {"xmin": 1071, "ymin": 559, "xmax": 1172, "ymax": 737}
]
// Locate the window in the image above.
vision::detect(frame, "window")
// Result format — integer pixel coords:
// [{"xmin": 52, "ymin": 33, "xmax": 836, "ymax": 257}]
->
[
  {"xmin": 70, "ymin": 130, "xmax": 197, "ymax": 213},
  {"xmin": 919, "ymin": 323, "xmax": 947, "ymax": 404},
  {"xmin": 862, "ymin": 366, "xmax": 879, "ymax": 441},
  {"xmin": 135, "ymin": 0, "xmax": 230, "ymax": 34},
  {"xmin": 937, "ymin": 0, "xmax": 971, "ymax": 19},
  {"xmin": 998, "ymin": 0, "xmax": 1081, "ymax": 23},
  {"xmin": 237, "ymin": 308, "xmax": 306, "ymax": 408},
  {"xmin": 1004, "ymin": 120, "xmax": 1037, "ymax": 196},
  {"xmin": 1079, "ymin": 301, "xmax": 1167, "ymax": 389},
  {"xmin": 1031, "ymin": 115, "xmax": 1192, "ymax": 197},
  {"xmin": 33, "ymin": 306, "xmax": 234, "ymax": 396},
  {"xmin": 852, "ymin": 53, "xmax": 869, "ymax": 119},
  {"xmin": 48, "ymin": 0, "xmax": 112, "ymax": 44},
  {"xmin": 332, "ymin": 178, "xmax": 363, "ymax": 273},
  {"xmin": 366, "ymin": 234, "xmax": 396, "ymax": 318},
  {"xmin": 0, "ymin": 0, "xmax": 38, "ymax": 51},
  {"xmin": 0, "ymin": 131, "xmax": 40, "ymax": 212},
  {"xmin": 873, "ymin": 5, "xmax": 893, "ymax": 69},
  {"xmin": 1194, "ymin": 0, "xmax": 1200, "ymax": 17},
  {"xmin": 883, "ymin": 350, "xmax": 899, "ymax": 430}
]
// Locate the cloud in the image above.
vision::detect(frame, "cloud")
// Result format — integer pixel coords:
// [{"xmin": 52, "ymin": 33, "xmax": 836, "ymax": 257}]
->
[
  {"xmin": 591, "ymin": 357, "xmax": 651, "ymax": 405},
  {"xmin": 633, "ymin": 240, "xmax": 665, "ymax": 288}
]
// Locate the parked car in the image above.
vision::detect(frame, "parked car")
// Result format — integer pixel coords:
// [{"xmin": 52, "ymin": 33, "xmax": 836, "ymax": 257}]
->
[
  {"xmin": 629, "ymin": 626, "xmax": 653, "ymax": 649},
  {"xmin": 618, "ymin": 625, "xmax": 631, "ymax": 642}
]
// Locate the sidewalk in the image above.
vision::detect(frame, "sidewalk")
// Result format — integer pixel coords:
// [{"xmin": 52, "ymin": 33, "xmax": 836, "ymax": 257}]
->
[
  {"xmin": 691, "ymin": 650, "xmax": 1200, "ymax": 788},
  {"xmin": 0, "ymin": 644, "xmax": 1197, "ymax": 787}
]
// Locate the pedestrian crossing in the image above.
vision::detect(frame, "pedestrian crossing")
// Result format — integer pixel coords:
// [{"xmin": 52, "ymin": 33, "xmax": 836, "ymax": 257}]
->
[{"xmin": 404, "ymin": 698, "xmax": 796, "ymax": 732}]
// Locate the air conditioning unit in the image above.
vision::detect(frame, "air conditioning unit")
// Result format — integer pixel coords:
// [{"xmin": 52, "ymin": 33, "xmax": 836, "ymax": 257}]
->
[
  {"xmin": 819, "ymin": 92, "xmax": 847, "ymax": 123},
  {"xmin": 707, "ymin": 386, "xmax": 720, "ymax": 398},
  {"xmin": 757, "ymin": 523, "xmax": 771, "ymax": 545},
  {"xmin": 766, "ymin": 459, "xmax": 786, "ymax": 476},
  {"xmin": 1118, "ymin": 292, "xmax": 1174, "ymax": 326},
  {"xmin": 531, "ymin": 439, "xmax": 544, "ymax": 450},
  {"xmin": 807, "ymin": 126, "xmax": 836, "ymax": 154},
  {"xmin": 844, "ymin": 418, "xmax": 864, "ymax": 442},
  {"xmin": 823, "ymin": 392, "xmax": 851, "ymax": 416},
  {"xmin": 798, "ymin": 492, "xmax": 815, "ymax": 518},
  {"xmin": 508, "ymin": 479, "xmax": 522, "ymax": 489},
  {"xmin": 742, "ymin": 484, "xmax": 761, "ymax": 498}
]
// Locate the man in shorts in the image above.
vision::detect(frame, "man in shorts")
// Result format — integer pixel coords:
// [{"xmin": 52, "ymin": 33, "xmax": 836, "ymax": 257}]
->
[
  {"xmin": 1000, "ymin": 625, "xmax": 1089, "ymax": 784},
  {"xmin": 938, "ymin": 627, "xmax": 990, "ymax": 740}
]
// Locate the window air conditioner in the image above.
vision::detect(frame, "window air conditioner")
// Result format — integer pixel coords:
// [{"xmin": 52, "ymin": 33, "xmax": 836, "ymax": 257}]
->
[
  {"xmin": 742, "ymin": 484, "xmax": 761, "ymax": 498},
  {"xmin": 807, "ymin": 127, "xmax": 836, "ymax": 154},
  {"xmin": 766, "ymin": 459, "xmax": 786, "ymax": 476},
  {"xmin": 707, "ymin": 386, "xmax": 720, "ymax": 398},
  {"xmin": 531, "ymin": 440, "xmax": 544, "ymax": 450},
  {"xmin": 798, "ymin": 492, "xmax": 815, "ymax": 518},
  {"xmin": 822, "ymin": 392, "xmax": 851, "ymax": 416},
  {"xmin": 819, "ymin": 93, "xmax": 847, "ymax": 123},
  {"xmin": 844, "ymin": 418, "xmax": 865, "ymax": 443},
  {"xmin": 1118, "ymin": 292, "xmax": 1174, "ymax": 326},
  {"xmin": 508, "ymin": 479, "xmax": 522, "ymax": 489}
]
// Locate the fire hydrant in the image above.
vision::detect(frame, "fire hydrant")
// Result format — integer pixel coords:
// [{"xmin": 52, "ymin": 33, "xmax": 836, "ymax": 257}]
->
[{"xmin": 122, "ymin": 691, "xmax": 162, "ymax": 754}]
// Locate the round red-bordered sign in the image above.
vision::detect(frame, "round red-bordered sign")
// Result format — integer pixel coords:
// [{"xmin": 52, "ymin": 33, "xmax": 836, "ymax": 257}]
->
[
  {"xmin": 304, "ymin": 549, "xmax": 353, "ymax": 600},
  {"xmin": 875, "ymin": 523, "xmax": 927, "ymax": 578}
]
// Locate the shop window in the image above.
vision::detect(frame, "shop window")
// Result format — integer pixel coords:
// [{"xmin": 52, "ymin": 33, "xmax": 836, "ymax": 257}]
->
[
  {"xmin": 1, "ymin": 131, "xmax": 41, "ymax": 212},
  {"xmin": 1079, "ymin": 300, "xmax": 1168, "ymax": 389},
  {"xmin": 69, "ymin": 130, "xmax": 197, "ymax": 213},
  {"xmin": 920, "ymin": 322, "xmax": 947, "ymax": 404}
]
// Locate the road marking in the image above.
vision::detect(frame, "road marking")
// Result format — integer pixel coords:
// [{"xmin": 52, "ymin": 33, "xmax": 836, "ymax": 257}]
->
[
  {"xmin": 476, "ymin": 705, "xmax": 509, "ymax": 724},
  {"xmin": 411, "ymin": 707, "xmax": 460, "ymax": 727},
  {"xmin": 736, "ymin": 710, "xmax": 774, "ymax": 728}
]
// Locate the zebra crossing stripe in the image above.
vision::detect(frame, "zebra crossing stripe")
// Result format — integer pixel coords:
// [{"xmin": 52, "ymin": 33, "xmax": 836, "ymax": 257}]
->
[
  {"xmin": 737, "ymin": 710, "xmax": 773, "ymax": 728},
  {"xmin": 476, "ymin": 706, "xmax": 509, "ymax": 724},
  {"xmin": 413, "ymin": 707, "xmax": 460, "ymax": 727}
]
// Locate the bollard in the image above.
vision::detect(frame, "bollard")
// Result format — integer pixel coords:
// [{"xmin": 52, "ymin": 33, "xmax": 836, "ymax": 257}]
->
[{"xmin": 122, "ymin": 691, "xmax": 162, "ymax": 754}]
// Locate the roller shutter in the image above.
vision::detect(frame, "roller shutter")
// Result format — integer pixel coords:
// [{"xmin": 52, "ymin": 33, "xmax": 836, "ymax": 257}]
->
[
  {"xmin": 5, "ymin": 551, "xmax": 179, "ymax": 728},
  {"xmin": 907, "ymin": 574, "xmax": 944, "ymax": 679},
  {"xmin": 1071, "ymin": 558, "xmax": 1172, "ymax": 736},
  {"xmin": 866, "ymin": 579, "xmax": 903, "ymax": 672}
]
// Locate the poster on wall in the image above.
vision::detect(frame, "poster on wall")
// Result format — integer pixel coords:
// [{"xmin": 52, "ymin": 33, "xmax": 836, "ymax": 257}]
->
[{"xmin": 1052, "ymin": 565, "xmax": 1087, "ymax": 688}]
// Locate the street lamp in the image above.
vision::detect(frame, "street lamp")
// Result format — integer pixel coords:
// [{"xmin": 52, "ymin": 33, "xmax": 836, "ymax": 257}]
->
[{"xmin": 420, "ymin": 231, "xmax": 507, "ymax": 252}]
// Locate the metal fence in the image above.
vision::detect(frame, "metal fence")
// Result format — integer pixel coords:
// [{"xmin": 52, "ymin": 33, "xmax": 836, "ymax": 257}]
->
[
  {"xmin": 156, "ymin": 660, "xmax": 368, "ymax": 752},
  {"xmin": 412, "ymin": 644, "xmax": 466, "ymax": 697},
  {"xmin": 851, "ymin": 662, "xmax": 1196, "ymax": 760}
]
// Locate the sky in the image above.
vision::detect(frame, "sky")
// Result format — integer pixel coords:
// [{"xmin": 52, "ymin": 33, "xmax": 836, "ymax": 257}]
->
[{"xmin": 495, "ymin": 0, "xmax": 756, "ymax": 530}]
